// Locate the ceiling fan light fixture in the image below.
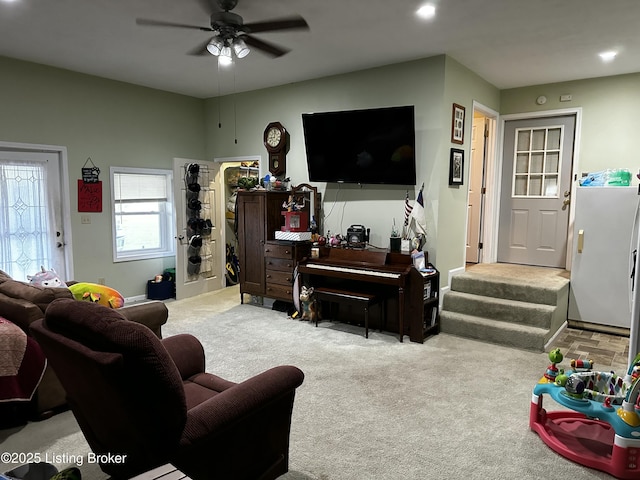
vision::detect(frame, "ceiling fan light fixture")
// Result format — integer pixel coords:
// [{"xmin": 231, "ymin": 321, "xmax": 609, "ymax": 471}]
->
[
  {"xmin": 233, "ymin": 38, "xmax": 250, "ymax": 58},
  {"xmin": 206, "ymin": 37, "xmax": 224, "ymax": 56},
  {"xmin": 219, "ymin": 46, "xmax": 233, "ymax": 66}
]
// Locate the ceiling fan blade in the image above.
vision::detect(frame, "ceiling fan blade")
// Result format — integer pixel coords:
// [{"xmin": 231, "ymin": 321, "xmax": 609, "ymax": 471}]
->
[
  {"xmin": 136, "ymin": 18, "xmax": 213, "ymax": 32},
  {"xmin": 242, "ymin": 35, "xmax": 290, "ymax": 57},
  {"xmin": 242, "ymin": 15, "xmax": 309, "ymax": 34}
]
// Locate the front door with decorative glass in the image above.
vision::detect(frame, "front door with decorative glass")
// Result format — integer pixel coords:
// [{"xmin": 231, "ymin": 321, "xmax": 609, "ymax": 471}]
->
[
  {"xmin": 0, "ymin": 149, "xmax": 68, "ymax": 281},
  {"xmin": 497, "ymin": 115, "xmax": 576, "ymax": 267}
]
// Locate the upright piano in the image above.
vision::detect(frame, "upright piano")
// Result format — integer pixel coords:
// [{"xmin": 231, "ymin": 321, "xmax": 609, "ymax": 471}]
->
[{"xmin": 298, "ymin": 247, "xmax": 439, "ymax": 343}]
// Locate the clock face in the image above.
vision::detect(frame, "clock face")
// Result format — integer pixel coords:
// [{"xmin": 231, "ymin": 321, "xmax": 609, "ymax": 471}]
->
[{"xmin": 266, "ymin": 127, "xmax": 282, "ymax": 148}]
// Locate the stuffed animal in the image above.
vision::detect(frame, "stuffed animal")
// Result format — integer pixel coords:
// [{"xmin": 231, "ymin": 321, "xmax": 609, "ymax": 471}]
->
[
  {"xmin": 299, "ymin": 286, "xmax": 318, "ymax": 322},
  {"xmin": 68, "ymin": 282, "xmax": 124, "ymax": 308},
  {"xmin": 28, "ymin": 266, "xmax": 67, "ymax": 288}
]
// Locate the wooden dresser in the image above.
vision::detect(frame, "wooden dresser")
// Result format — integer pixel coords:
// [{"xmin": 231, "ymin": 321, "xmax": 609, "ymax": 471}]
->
[
  {"xmin": 264, "ymin": 240, "xmax": 311, "ymax": 302},
  {"xmin": 237, "ymin": 191, "xmax": 289, "ymax": 302}
]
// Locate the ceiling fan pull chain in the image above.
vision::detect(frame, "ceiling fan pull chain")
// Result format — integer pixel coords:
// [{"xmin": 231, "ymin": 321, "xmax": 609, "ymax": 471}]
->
[
  {"xmin": 217, "ymin": 61, "xmax": 222, "ymax": 129},
  {"xmin": 233, "ymin": 69, "xmax": 237, "ymax": 144}
]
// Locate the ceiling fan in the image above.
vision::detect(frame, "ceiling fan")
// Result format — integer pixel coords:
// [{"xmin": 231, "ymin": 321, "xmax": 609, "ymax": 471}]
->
[{"xmin": 136, "ymin": 0, "xmax": 309, "ymax": 61}]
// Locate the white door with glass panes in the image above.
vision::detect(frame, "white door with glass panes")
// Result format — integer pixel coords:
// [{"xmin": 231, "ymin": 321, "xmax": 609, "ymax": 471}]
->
[
  {"xmin": 0, "ymin": 149, "xmax": 70, "ymax": 281},
  {"xmin": 497, "ymin": 115, "xmax": 576, "ymax": 267},
  {"xmin": 173, "ymin": 158, "xmax": 223, "ymax": 300}
]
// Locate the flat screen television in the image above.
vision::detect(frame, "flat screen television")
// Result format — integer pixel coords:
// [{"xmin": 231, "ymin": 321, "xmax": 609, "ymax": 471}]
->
[{"xmin": 302, "ymin": 105, "xmax": 416, "ymax": 185}]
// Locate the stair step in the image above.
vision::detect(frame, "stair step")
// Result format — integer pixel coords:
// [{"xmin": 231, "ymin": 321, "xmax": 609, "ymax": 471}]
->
[
  {"xmin": 440, "ymin": 311, "xmax": 549, "ymax": 351},
  {"xmin": 451, "ymin": 273, "xmax": 567, "ymax": 306},
  {"xmin": 442, "ymin": 291, "xmax": 555, "ymax": 329},
  {"xmin": 440, "ymin": 265, "xmax": 569, "ymax": 352}
]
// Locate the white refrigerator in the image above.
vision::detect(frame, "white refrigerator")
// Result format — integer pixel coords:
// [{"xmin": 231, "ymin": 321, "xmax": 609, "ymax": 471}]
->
[{"xmin": 568, "ymin": 186, "xmax": 639, "ymax": 333}]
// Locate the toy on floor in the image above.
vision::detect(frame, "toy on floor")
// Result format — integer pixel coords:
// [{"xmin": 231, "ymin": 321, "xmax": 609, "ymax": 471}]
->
[
  {"xmin": 543, "ymin": 348, "xmax": 563, "ymax": 382},
  {"xmin": 530, "ymin": 349, "xmax": 640, "ymax": 479},
  {"xmin": 299, "ymin": 286, "xmax": 318, "ymax": 322},
  {"xmin": 68, "ymin": 282, "xmax": 124, "ymax": 308}
]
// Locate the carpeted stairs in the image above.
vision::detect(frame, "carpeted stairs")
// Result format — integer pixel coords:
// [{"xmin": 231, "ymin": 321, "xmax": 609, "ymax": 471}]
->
[{"xmin": 440, "ymin": 263, "xmax": 570, "ymax": 351}]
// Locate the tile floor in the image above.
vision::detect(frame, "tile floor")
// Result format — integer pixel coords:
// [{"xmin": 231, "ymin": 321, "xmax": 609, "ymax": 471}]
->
[{"xmin": 551, "ymin": 327, "xmax": 630, "ymax": 371}]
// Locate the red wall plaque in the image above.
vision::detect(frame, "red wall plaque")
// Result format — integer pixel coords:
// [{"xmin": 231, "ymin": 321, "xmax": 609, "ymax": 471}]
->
[{"xmin": 78, "ymin": 179, "xmax": 102, "ymax": 212}]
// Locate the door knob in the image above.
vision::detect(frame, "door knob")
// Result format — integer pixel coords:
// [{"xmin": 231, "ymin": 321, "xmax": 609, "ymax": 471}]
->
[{"xmin": 562, "ymin": 198, "xmax": 570, "ymax": 210}]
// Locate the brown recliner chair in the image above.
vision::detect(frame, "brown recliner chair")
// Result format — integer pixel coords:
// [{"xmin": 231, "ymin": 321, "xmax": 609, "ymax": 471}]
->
[
  {"xmin": 30, "ymin": 298, "xmax": 305, "ymax": 480},
  {"xmin": 0, "ymin": 269, "xmax": 169, "ymax": 420}
]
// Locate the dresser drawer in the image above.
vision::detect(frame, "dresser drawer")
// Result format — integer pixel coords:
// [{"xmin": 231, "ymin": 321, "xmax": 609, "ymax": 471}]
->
[
  {"xmin": 264, "ymin": 243, "xmax": 294, "ymax": 259},
  {"xmin": 265, "ymin": 257, "xmax": 295, "ymax": 272},
  {"xmin": 266, "ymin": 269, "xmax": 294, "ymax": 286},
  {"xmin": 265, "ymin": 283, "xmax": 294, "ymax": 301}
]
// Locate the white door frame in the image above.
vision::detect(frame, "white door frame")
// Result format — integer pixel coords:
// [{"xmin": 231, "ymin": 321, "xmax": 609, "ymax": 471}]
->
[
  {"xmin": 173, "ymin": 157, "xmax": 224, "ymax": 299},
  {"xmin": 486, "ymin": 107, "xmax": 582, "ymax": 269},
  {"xmin": 466, "ymin": 102, "xmax": 499, "ymax": 266},
  {"xmin": 213, "ymin": 154, "xmax": 262, "ymax": 281},
  {"xmin": 0, "ymin": 141, "xmax": 74, "ymax": 279}
]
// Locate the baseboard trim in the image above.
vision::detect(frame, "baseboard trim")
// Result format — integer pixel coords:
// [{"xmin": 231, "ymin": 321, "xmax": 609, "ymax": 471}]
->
[
  {"xmin": 545, "ymin": 321, "xmax": 568, "ymax": 350},
  {"xmin": 441, "ymin": 266, "xmax": 466, "ymax": 310},
  {"xmin": 568, "ymin": 320, "xmax": 630, "ymax": 337},
  {"xmin": 447, "ymin": 266, "xmax": 466, "ymax": 287},
  {"xmin": 124, "ymin": 294, "xmax": 147, "ymax": 305}
]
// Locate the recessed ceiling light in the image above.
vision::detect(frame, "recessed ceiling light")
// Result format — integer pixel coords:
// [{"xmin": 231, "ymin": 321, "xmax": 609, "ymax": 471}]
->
[
  {"xmin": 416, "ymin": 4, "xmax": 436, "ymax": 19},
  {"xmin": 599, "ymin": 50, "xmax": 617, "ymax": 62}
]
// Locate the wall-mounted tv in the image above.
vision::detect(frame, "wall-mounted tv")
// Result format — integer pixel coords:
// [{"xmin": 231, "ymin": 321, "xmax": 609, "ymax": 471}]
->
[{"xmin": 302, "ymin": 105, "xmax": 416, "ymax": 186}]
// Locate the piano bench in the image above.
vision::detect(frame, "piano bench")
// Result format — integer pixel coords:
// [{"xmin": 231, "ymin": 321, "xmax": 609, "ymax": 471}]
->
[{"xmin": 312, "ymin": 287, "xmax": 384, "ymax": 338}]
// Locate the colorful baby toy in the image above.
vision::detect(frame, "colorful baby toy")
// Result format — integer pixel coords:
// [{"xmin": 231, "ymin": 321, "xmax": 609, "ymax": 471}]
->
[
  {"xmin": 543, "ymin": 348, "xmax": 563, "ymax": 382},
  {"xmin": 530, "ymin": 349, "xmax": 640, "ymax": 479}
]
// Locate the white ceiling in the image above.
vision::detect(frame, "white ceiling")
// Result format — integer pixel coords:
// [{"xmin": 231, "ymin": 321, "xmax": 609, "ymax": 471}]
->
[{"xmin": 1, "ymin": 0, "xmax": 638, "ymax": 99}]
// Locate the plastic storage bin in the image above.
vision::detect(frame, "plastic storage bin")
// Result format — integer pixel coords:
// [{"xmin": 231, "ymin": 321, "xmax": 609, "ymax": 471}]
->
[{"xmin": 147, "ymin": 280, "xmax": 175, "ymax": 300}]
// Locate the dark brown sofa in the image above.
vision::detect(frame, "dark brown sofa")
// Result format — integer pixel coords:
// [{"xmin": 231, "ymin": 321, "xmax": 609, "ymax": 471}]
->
[
  {"xmin": 31, "ymin": 299, "xmax": 304, "ymax": 480},
  {"xmin": 0, "ymin": 270, "xmax": 168, "ymax": 419}
]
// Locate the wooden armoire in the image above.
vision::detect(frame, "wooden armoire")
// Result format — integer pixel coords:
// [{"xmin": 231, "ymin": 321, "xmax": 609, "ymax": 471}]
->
[{"xmin": 236, "ymin": 190, "xmax": 289, "ymax": 302}]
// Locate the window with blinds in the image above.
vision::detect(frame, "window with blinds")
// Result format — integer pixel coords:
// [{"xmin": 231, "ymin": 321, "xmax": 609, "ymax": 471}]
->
[{"xmin": 111, "ymin": 167, "xmax": 175, "ymax": 262}]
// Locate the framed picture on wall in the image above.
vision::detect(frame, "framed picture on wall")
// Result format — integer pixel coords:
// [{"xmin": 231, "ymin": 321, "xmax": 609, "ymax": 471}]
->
[
  {"xmin": 451, "ymin": 103, "xmax": 465, "ymax": 144},
  {"xmin": 449, "ymin": 148, "xmax": 464, "ymax": 186}
]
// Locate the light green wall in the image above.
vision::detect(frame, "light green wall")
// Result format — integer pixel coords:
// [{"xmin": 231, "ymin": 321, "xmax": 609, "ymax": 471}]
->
[
  {"xmin": 501, "ymin": 73, "xmax": 640, "ymax": 177},
  {"xmin": 4, "ymin": 52, "xmax": 637, "ymax": 298},
  {"xmin": 206, "ymin": 56, "xmax": 448, "ymax": 250},
  {"xmin": 437, "ymin": 57, "xmax": 500, "ymax": 279},
  {"xmin": 0, "ymin": 56, "xmax": 206, "ymax": 297},
  {"xmin": 206, "ymin": 55, "xmax": 500, "ymax": 283}
]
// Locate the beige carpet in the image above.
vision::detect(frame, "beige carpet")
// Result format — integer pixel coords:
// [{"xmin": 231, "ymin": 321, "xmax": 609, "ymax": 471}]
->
[
  {"xmin": 1, "ymin": 285, "xmax": 630, "ymax": 479},
  {"xmin": 466, "ymin": 262, "xmax": 570, "ymax": 285}
]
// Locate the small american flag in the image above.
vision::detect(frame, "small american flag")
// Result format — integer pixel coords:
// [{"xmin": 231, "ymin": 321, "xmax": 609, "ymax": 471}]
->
[{"xmin": 404, "ymin": 191, "xmax": 413, "ymax": 226}]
